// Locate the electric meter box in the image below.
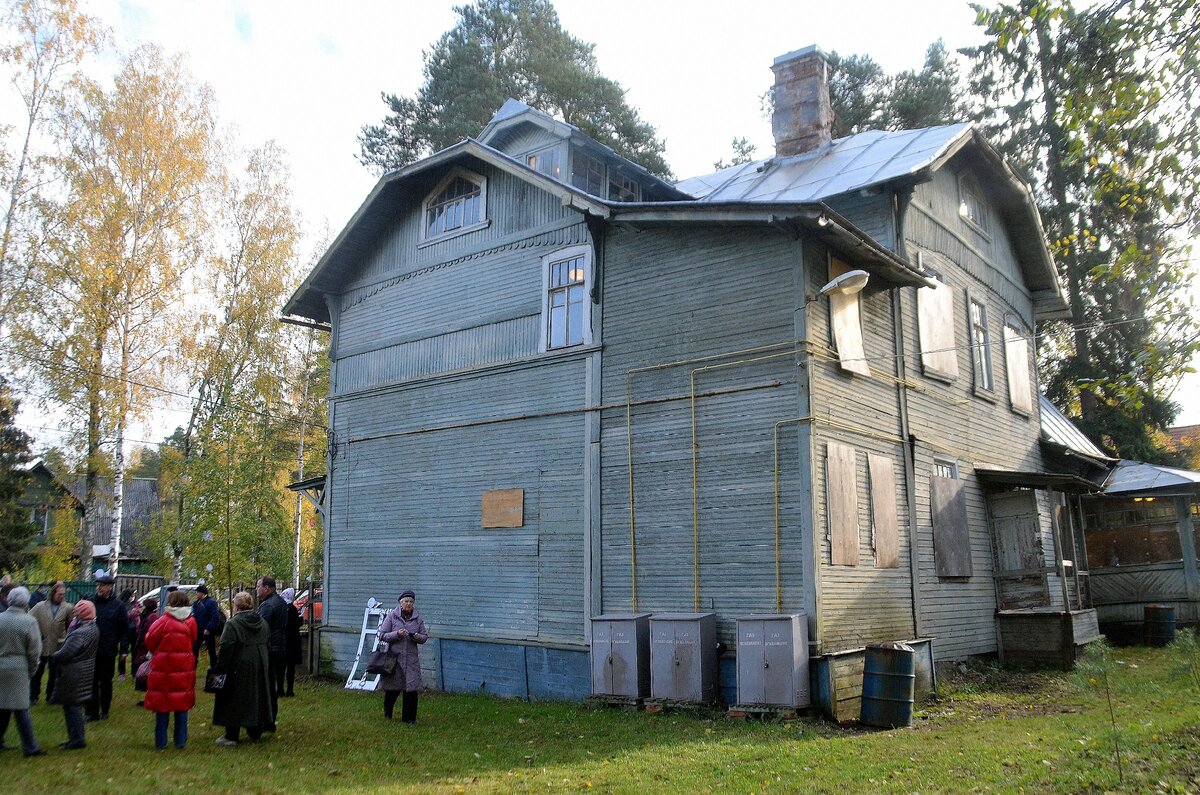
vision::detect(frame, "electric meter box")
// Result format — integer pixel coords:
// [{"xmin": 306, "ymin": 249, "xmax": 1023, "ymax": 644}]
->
[
  {"xmin": 649, "ymin": 612, "xmax": 718, "ymax": 703},
  {"xmin": 735, "ymin": 613, "xmax": 810, "ymax": 708},
  {"xmin": 590, "ymin": 614, "xmax": 651, "ymax": 698}
]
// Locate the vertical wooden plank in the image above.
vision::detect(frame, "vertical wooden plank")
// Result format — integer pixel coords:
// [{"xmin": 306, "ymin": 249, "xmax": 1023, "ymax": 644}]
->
[
  {"xmin": 826, "ymin": 442, "xmax": 859, "ymax": 566},
  {"xmin": 867, "ymin": 453, "xmax": 899, "ymax": 568}
]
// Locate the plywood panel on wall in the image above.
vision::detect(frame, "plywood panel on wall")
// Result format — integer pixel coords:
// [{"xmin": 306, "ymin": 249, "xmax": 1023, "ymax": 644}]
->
[
  {"xmin": 868, "ymin": 453, "xmax": 899, "ymax": 568},
  {"xmin": 483, "ymin": 488, "xmax": 525, "ymax": 528},
  {"xmin": 826, "ymin": 442, "xmax": 859, "ymax": 566}
]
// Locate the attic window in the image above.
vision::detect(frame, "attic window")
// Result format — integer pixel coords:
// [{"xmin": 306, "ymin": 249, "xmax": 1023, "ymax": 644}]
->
[
  {"xmin": 958, "ymin": 174, "xmax": 990, "ymax": 236},
  {"xmin": 422, "ymin": 168, "xmax": 487, "ymax": 243},
  {"xmin": 571, "ymin": 150, "xmax": 605, "ymax": 196},
  {"xmin": 527, "ymin": 147, "xmax": 561, "ymax": 179},
  {"xmin": 608, "ymin": 171, "xmax": 640, "ymax": 202}
]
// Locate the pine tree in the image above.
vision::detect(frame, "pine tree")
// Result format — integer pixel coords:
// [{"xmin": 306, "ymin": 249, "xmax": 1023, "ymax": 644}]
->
[
  {"xmin": 357, "ymin": 0, "xmax": 669, "ymax": 177},
  {"xmin": 967, "ymin": 0, "xmax": 1200, "ymax": 460}
]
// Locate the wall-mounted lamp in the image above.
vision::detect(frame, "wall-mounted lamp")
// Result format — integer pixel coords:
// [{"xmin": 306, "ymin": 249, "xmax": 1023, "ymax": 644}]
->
[{"xmin": 806, "ymin": 269, "xmax": 870, "ymax": 304}]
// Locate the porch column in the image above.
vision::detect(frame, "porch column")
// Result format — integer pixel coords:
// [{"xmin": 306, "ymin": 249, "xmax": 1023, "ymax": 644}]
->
[{"xmin": 1177, "ymin": 495, "xmax": 1200, "ymax": 601}]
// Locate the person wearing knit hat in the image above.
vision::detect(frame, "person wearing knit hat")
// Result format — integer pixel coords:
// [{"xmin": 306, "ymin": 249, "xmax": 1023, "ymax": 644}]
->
[
  {"xmin": 0, "ymin": 587, "xmax": 47, "ymax": 756},
  {"xmin": 49, "ymin": 601, "xmax": 99, "ymax": 749},
  {"xmin": 376, "ymin": 590, "xmax": 427, "ymax": 722}
]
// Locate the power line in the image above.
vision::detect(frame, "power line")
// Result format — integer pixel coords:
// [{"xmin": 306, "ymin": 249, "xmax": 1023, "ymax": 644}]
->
[{"xmin": 2, "ymin": 342, "xmax": 327, "ymax": 433}]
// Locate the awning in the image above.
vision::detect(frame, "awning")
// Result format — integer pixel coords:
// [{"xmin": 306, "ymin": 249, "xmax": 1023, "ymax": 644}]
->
[
  {"xmin": 286, "ymin": 475, "xmax": 327, "ymax": 517},
  {"xmin": 975, "ymin": 468, "xmax": 1101, "ymax": 492}
]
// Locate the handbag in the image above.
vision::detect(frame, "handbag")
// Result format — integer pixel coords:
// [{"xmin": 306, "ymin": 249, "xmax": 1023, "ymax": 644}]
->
[
  {"xmin": 365, "ymin": 648, "xmax": 396, "ymax": 676},
  {"xmin": 134, "ymin": 659, "xmax": 152, "ymax": 692},
  {"xmin": 204, "ymin": 669, "xmax": 227, "ymax": 693}
]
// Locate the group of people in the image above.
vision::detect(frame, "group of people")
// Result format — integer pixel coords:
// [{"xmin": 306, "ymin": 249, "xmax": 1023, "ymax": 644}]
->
[{"xmin": 0, "ymin": 572, "xmax": 306, "ymax": 754}]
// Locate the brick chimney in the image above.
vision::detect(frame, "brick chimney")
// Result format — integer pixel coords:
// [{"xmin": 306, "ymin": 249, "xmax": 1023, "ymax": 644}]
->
[{"xmin": 771, "ymin": 45, "xmax": 833, "ymax": 158}]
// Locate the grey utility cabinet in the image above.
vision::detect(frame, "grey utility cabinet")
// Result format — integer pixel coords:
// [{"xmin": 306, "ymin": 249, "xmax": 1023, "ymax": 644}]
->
[
  {"xmin": 649, "ymin": 612, "xmax": 718, "ymax": 703},
  {"xmin": 735, "ymin": 613, "xmax": 811, "ymax": 708},
  {"xmin": 590, "ymin": 614, "xmax": 651, "ymax": 698}
]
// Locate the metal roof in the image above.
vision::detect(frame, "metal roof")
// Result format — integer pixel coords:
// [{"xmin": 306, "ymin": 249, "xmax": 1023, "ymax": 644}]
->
[
  {"xmin": 1102, "ymin": 459, "xmax": 1200, "ymax": 494},
  {"xmin": 676, "ymin": 124, "xmax": 973, "ymax": 203},
  {"xmin": 1038, "ymin": 395, "xmax": 1115, "ymax": 465}
]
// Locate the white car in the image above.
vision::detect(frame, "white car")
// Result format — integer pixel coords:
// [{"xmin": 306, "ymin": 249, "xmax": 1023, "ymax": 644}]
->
[{"xmin": 138, "ymin": 584, "xmax": 202, "ymax": 610}]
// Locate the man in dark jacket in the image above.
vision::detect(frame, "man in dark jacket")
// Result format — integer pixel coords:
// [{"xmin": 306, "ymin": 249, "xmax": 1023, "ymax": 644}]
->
[
  {"xmin": 191, "ymin": 585, "xmax": 220, "ymax": 668},
  {"xmin": 255, "ymin": 577, "xmax": 286, "ymax": 728},
  {"xmin": 84, "ymin": 572, "xmax": 127, "ymax": 721}
]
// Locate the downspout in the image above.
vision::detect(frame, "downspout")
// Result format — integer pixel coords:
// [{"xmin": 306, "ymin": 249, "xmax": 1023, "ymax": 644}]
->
[
  {"xmin": 320, "ymin": 293, "xmax": 340, "ymax": 677},
  {"xmin": 583, "ymin": 215, "xmax": 605, "ymax": 629},
  {"xmin": 893, "ymin": 186, "xmax": 924, "ymax": 638}
]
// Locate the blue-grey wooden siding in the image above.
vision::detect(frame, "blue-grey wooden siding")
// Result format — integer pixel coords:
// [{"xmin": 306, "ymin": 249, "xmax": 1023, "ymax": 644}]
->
[
  {"xmin": 891, "ymin": 165, "xmax": 1049, "ymax": 662},
  {"xmin": 597, "ymin": 224, "xmax": 808, "ymax": 645},
  {"xmin": 802, "ymin": 256, "xmax": 916, "ymax": 653},
  {"xmin": 323, "ymin": 165, "xmax": 595, "ymax": 652}
]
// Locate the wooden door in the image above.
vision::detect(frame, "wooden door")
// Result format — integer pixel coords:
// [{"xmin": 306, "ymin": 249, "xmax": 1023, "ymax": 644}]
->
[{"xmin": 988, "ymin": 491, "xmax": 1051, "ymax": 610}]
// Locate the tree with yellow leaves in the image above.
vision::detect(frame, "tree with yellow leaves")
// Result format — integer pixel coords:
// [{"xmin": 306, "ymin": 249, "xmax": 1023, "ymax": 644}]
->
[{"xmin": 15, "ymin": 44, "xmax": 214, "ymax": 575}]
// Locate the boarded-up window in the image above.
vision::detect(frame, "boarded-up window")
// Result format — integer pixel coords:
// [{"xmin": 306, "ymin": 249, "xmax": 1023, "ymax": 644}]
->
[
  {"xmin": 868, "ymin": 453, "xmax": 899, "ymax": 568},
  {"xmin": 918, "ymin": 272, "xmax": 959, "ymax": 378},
  {"xmin": 828, "ymin": 258, "xmax": 870, "ymax": 376},
  {"xmin": 482, "ymin": 489, "xmax": 524, "ymax": 528},
  {"xmin": 931, "ymin": 475, "xmax": 973, "ymax": 577},
  {"xmin": 826, "ymin": 442, "xmax": 859, "ymax": 565},
  {"xmin": 1003, "ymin": 321, "xmax": 1033, "ymax": 414}
]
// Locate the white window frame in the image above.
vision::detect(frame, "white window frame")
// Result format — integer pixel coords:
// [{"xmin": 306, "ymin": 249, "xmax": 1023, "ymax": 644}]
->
[
  {"xmin": 539, "ymin": 244, "xmax": 594, "ymax": 352},
  {"xmin": 419, "ymin": 167, "xmax": 488, "ymax": 245},
  {"xmin": 968, "ymin": 295, "xmax": 994, "ymax": 393},
  {"xmin": 933, "ymin": 457, "xmax": 959, "ymax": 480}
]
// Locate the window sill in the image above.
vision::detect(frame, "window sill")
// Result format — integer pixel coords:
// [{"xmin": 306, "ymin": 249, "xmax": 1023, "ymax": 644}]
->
[
  {"xmin": 418, "ymin": 219, "xmax": 491, "ymax": 248},
  {"xmin": 973, "ymin": 387, "xmax": 996, "ymax": 403},
  {"xmin": 922, "ymin": 368, "xmax": 957, "ymax": 385}
]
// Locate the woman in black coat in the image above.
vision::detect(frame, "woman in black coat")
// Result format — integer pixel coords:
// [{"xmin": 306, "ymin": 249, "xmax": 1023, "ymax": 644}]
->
[
  {"xmin": 211, "ymin": 592, "xmax": 274, "ymax": 746},
  {"xmin": 51, "ymin": 601, "xmax": 99, "ymax": 750}
]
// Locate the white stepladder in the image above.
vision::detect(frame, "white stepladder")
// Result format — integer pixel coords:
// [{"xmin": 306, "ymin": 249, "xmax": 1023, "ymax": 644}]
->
[{"xmin": 345, "ymin": 598, "xmax": 390, "ymax": 691}]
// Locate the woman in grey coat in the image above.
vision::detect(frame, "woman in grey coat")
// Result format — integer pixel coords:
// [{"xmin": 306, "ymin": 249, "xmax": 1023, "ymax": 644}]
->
[
  {"xmin": 0, "ymin": 587, "xmax": 45, "ymax": 756},
  {"xmin": 51, "ymin": 600, "xmax": 99, "ymax": 750},
  {"xmin": 376, "ymin": 590, "xmax": 427, "ymax": 723}
]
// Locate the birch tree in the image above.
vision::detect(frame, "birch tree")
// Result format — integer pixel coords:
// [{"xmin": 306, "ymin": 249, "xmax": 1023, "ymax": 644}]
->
[
  {"xmin": 16, "ymin": 44, "xmax": 213, "ymax": 574},
  {"xmin": 0, "ymin": 0, "xmax": 101, "ymax": 333}
]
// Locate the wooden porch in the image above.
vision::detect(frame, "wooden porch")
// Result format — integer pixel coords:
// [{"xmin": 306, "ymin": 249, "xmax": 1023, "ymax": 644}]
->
[{"xmin": 996, "ymin": 608, "xmax": 1100, "ymax": 670}]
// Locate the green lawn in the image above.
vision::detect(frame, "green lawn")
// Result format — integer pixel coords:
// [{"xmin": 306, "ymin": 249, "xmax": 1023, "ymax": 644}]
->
[{"xmin": 4, "ymin": 642, "xmax": 1198, "ymax": 794}]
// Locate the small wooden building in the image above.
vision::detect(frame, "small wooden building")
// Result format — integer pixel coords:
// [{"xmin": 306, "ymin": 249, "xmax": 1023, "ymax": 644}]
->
[
  {"xmin": 286, "ymin": 46, "xmax": 1094, "ymax": 705},
  {"xmin": 1083, "ymin": 461, "xmax": 1200, "ymax": 629}
]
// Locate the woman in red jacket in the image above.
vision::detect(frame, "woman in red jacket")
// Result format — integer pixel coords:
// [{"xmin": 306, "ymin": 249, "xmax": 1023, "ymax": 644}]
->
[{"xmin": 144, "ymin": 590, "xmax": 197, "ymax": 749}]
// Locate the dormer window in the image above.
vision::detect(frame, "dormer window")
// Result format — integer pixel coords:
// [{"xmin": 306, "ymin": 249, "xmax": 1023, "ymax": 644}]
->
[
  {"xmin": 422, "ymin": 168, "xmax": 487, "ymax": 243},
  {"xmin": 608, "ymin": 171, "xmax": 640, "ymax": 202},
  {"xmin": 527, "ymin": 147, "xmax": 561, "ymax": 179},
  {"xmin": 571, "ymin": 150, "xmax": 605, "ymax": 196}
]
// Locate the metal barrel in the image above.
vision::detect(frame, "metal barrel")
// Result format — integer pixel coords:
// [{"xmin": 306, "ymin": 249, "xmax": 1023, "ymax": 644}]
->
[
  {"xmin": 860, "ymin": 642, "xmax": 916, "ymax": 728},
  {"xmin": 1143, "ymin": 604, "xmax": 1176, "ymax": 647}
]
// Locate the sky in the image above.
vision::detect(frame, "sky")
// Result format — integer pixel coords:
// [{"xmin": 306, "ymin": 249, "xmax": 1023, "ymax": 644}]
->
[{"xmin": 7, "ymin": 0, "xmax": 1200, "ymax": 450}]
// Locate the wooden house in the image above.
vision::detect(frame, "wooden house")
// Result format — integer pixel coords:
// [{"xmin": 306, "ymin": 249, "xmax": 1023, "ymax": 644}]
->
[
  {"xmin": 285, "ymin": 46, "xmax": 1098, "ymax": 708},
  {"xmin": 19, "ymin": 460, "xmax": 83, "ymax": 555}
]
